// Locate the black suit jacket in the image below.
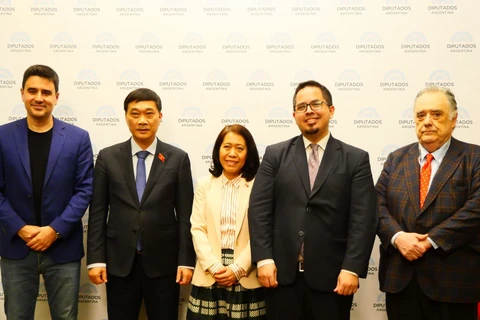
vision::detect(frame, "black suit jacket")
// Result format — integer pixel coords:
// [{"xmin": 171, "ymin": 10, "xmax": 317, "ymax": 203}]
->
[
  {"xmin": 248, "ymin": 135, "xmax": 377, "ymax": 292},
  {"xmin": 87, "ymin": 139, "xmax": 195, "ymax": 277}
]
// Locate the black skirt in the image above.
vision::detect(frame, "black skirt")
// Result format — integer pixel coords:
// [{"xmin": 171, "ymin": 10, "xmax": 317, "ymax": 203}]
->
[{"xmin": 187, "ymin": 249, "xmax": 266, "ymax": 319}]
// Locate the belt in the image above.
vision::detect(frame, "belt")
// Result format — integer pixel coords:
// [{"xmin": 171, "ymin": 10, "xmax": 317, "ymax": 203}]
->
[{"xmin": 298, "ymin": 261, "xmax": 304, "ymax": 272}]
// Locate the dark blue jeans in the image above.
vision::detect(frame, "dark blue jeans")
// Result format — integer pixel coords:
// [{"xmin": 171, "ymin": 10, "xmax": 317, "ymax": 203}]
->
[{"xmin": 1, "ymin": 250, "xmax": 80, "ymax": 320}]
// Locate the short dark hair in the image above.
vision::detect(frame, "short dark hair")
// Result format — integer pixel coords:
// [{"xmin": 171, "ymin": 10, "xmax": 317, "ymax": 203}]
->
[
  {"xmin": 124, "ymin": 88, "xmax": 162, "ymax": 112},
  {"xmin": 293, "ymin": 80, "xmax": 333, "ymax": 109},
  {"xmin": 22, "ymin": 65, "xmax": 59, "ymax": 93},
  {"xmin": 209, "ymin": 124, "xmax": 260, "ymax": 182}
]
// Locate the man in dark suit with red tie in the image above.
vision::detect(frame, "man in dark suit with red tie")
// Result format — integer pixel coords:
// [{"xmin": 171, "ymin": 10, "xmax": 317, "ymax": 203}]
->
[
  {"xmin": 248, "ymin": 80, "xmax": 378, "ymax": 320},
  {"xmin": 376, "ymin": 86, "xmax": 480, "ymax": 320},
  {"xmin": 87, "ymin": 88, "xmax": 195, "ymax": 320}
]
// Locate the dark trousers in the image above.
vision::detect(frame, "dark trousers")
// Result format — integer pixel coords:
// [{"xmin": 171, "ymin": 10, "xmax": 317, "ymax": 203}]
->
[
  {"xmin": 106, "ymin": 253, "xmax": 179, "ymax": 320},
  {"xmin": 265, "ymin": 270, "xmax": 353, "ymax": 320},
  {"xmin": 386, "ymin": 275, "xmax": 477, "ymax": 320}
]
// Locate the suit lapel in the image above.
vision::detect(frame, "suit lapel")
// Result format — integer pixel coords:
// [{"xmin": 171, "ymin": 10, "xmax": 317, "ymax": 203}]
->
[
  {"xmin": 44, "ymin": 119, "xmax": 66, "ymax": 188},
  {"xmin": 311, "ymin": 136, "xmax": 340, "ymax": 195},
  {"xmin": 13, "ymin": 119, "xmax": 31, "ymax": 182},
  {"xmin": 141, "ymin": 139, "xmax": 167, "ymax": 204},
  {"xmin": 404, "ymin": 145, "xmax": 421, "ymax": 216},
  {"xmin": 421, "ymin": 138, "xmax": 463, "ymax": 213},
  {"xmin": 292, "ymin": 136, "xmax": 310, "ymax": 196},
  {"xmin": 235, "ymin": 178, "xmax": 251, "ymax": 241},
  {"xmin": 115, "ymin": 140, "xmax": 138, "ymax": 206}
]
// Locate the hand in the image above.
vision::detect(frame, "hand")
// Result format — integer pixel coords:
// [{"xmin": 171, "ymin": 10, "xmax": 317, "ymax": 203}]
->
[
  {"xmin": 176, "ymin": 267, "xmax": 193, "ymax": 285},
  {"xmin": 333, "ymin": 271, "xmax": 359, "ymax": 296},
  {"xmin": 394, "ymin": 233, "xmax": 430, "ymax": 261},
  {"xmin": 26, "ymin": 226, "xmax": 57, "ymax": 251},
  {"xmin": 257, "ymin": 263, "xmax": 278, "ymax": 288},
  {"xmin": 17, "ymin": 225, "xmax": 41, "ymax": 243},
  {"xmin": 88, "ymin": 267, "xmax": 108, "ymax": 285},
  {"xmin": 214, "ymin": 266, "xmax": 237, "ymax": 287}
]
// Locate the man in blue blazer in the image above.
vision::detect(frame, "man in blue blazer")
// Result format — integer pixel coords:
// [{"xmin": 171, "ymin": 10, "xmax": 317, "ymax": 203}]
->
[
  {"xmin": 248, "ymin": 80, "xmax": 377, "ymax": 320},
  {"xmin": 0, "ymin": 65, "xmax": 94, "ymax": 320}
]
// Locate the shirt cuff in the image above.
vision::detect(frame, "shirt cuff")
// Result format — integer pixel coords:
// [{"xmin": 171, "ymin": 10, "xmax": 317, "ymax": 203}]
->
[
  {"xmin": 178, "ymin": 265, "xmax": 194, "ymax": 270},
  {"xmin": 257, "ymin": 259, "xmax": 275, "ymax": 268},
  {"xmin": 391, "ymin": 231, "xmax": 405, "ymax": 249},
  {"xmin": 87, "ymin": 263, "xmax": 106, "ymax": 269},
  {"xmin": 341, "ymin": 269, "xmax": 358, "ymax": 277},
  {"xmin": 230, "ymin": 264, "xmax": 247, "ymax": 280},
  {"xmin": 208, "ymin": 262, "xmax": 223, "ymax": 275},
  {"xmin": 427, "ymin": 237, "xmax": 439, "ymax": 249}
]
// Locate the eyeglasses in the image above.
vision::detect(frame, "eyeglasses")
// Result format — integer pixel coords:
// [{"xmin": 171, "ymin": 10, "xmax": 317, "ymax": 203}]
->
[{"xmin": 294, "ymin": 100, "xmax": 328, "ymax": 113}]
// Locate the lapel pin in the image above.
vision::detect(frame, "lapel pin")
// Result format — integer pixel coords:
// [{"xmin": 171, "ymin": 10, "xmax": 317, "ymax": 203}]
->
[{"xmin": 158, "ymin": 153, "xmax": 165, "ymax": 162}]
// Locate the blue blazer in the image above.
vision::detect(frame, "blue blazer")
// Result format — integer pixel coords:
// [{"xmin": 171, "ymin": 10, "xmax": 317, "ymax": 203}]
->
[{"xmin": 0, "ymin": 118, "xmax": 94, "ymax": 263}]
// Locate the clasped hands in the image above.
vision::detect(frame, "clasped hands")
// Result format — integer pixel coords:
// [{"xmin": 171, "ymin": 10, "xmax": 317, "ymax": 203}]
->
[
  {"xmin": 394, "ymin": 232, "xmax": 432, "ymax": 261},
  {"xmin": 18, "ymin": 225, "xmax": 57, "ymax": 252}
]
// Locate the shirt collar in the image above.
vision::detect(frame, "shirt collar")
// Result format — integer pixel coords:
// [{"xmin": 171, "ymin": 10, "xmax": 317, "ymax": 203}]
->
[
  {"xmin": 131, "ymin": 138, "xmax": 157, "ymax": 157},
  {"xmin": 302, "ymin": 132, "xmax": 330, "ymax": 151},
  {"xmin": 221, "ymin": 173, "xmax": 242, "ymax": 188},
  {"xmin": 418, "ymin": 138, "xmax": 451, "ymax": 163}
]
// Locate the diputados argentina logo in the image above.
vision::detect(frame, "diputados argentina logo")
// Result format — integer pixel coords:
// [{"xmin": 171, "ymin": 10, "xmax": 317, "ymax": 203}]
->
[
  {"xmin": 402, "ymin": 32, "xmax": 430, "ymax": 53},
  {"xmin": 455, "ymin": 108, "xmax": 473, "ymax": 129},
  {"xmin": 75, "ymin": 69, "xmax": 101, "ymax": 90},
  {"xmin": 425, "ymin": 70, "xmax": 454, "ymax": 88},
  {"xmin": 337, "ymin": 0, "xmax": 366, "ymax": 16},
  {"xmin": 378, "ymin": 145, "xmax": 399, "ymax": 167},
  {"xmin": 373, "ymin": 292, "xmax": 386, "ymax": 312},
  {"xmin": 159, "ymin": 69, "xmax": 187, "ymax": 91},
  {"xmin": 265, "ymin": 108, "xmax": 293, "ymax": 129},
  {"xmin": 203, "ymin": 4, "xmax": 231, "ymax": 16},
  {"xmin": 50, "ymin": 33, "xmax": 77, "ymax": 53},
  {"xmin": 78, "ymin": 283, "xmax": 102, "ymax": 303},
  {"xmin": 221, "ymin": 107, "xmax": 249, "ymax": 126},
  {"xmin": 383, "ymin": 4, "xmax": 411, "ymax": 15},
  {"xmin": 9, "ymin": 104, "xmax": 26, "ymax": 122},
  {"xmin": 73, "ymin": 5, "xmax": 100, "ymax": 16},
  {"xmin": 291, "ymin": 3, "xmax": 321, "ymax": 16},
  {"xmin": 223, "ymin": 32, "xmax": 250, "ymax": 54},
  {"xmin": 8, "ymin": 32, "xmax": 34, "ymax": 53},
  {"xmin": 93, "ymin": 33, "xmax": 119, "ymax": 53},
  {"xmin": 30, "ymin": 2, "xmax": 58, "ymax": 16},
  {"xmin": 267, "ymin": 33, "xmax": 295, "ymax": 54},
  {"xmin": 246, "ymin": 69, "xmax": 274, "ymax": 91},
  {"xmin": 53, "ymin": 106, "xmax": 78, "ymax": 124},
  {"xmin": 0, "ymin": 2, "xmax": 15, "ymax": 16},
  {"xmin": 136, "ymin": 33, "xmax": 163, "ymax": 54},
  {"xmin": 160, "ymin": 5, "xmax": 187, "ymax": 16},
  {"xmin": 356, "ymin": 32, "xmax": 384, "ymax": 54},
  {"xmin": 178, "ymin": 107, "xmax": 206, "ymax": 128},
  {"xmin": 380, "ymin": 70, "xmax": 409, "ymax": 91},
  {"xmin": 247, "ymin": 5, "xmax": 275, "ymax": 16},
  {"xmin": 93, "ymin": 106, "xmax": 120, "ymax": 127},
  {"xmin": 179, "ymin": 32, "xmax": 206, "ymax": 54},
  {"xmin": 354, "ymin": 108, "xmax": 382, "ymax": 129},
  {"xmin": 203, "ymin": 70, "xmax": 230, "ymax": 91},
  {"xmin": 336, "ymin": 70, "xmax": 363, "ymax": 92},
  {"xmin": 116, "ymin": 70, "xmax": 143, "ymax": 90},
  {"xmin": 311, "ymin": 33, "xmax": 339, "ymax": 54},
  {"xmin": 428, "ymin": 3, "xmax": 457, "ymax": 15},
  {"xmin": 0, "ymin": 68, "xmax": 15, "ymax": 89},
  {"xmin": 398, "ymin": 108, "xmax": 415, "ymax": 129},
  {"xmin": 447, "ymin": 32, "xmax": 476, "ymax": 53}
]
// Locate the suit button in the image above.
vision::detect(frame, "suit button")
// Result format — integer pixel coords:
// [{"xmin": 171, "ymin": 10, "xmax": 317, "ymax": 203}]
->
[
  {"xmin": 306, "ymin": 207, "xmax": 312, "ymax": 212},
  {"xmin": 28, "ymin": 194, "xmax": 32, "ymax": 199},
  {"xmin": 299, "ymin": 231, "xmax": 304, "ymax": 237}
]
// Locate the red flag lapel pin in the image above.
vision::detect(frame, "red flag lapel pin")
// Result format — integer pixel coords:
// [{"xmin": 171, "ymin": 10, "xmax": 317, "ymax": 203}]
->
[{"xmin": 158, "ymin": 153, "xmax": 165, "ymax": 162}]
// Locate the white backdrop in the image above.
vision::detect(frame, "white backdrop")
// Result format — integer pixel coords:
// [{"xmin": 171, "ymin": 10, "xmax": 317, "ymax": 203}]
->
[{"xmin": 1, "ymin": 0, "xmax": 479, "ymax": 319}]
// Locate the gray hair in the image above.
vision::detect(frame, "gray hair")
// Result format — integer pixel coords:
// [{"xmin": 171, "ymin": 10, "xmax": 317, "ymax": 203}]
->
[{"xmin": 414, "ymin": 86, "xmax": 457, "ymax": 120}]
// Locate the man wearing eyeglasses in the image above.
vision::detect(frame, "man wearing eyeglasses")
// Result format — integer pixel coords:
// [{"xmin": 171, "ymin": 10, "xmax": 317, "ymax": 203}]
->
[{"xmin": 248, "ymin": 80, "xmax": 378, "ymax": 320}]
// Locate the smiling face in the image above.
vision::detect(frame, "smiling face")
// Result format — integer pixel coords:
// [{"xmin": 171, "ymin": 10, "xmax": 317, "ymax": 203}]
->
[
  {"xmin": 219, "ymin": 132, "xmax": 247, "ymax": 180},
  {"xmin": 125, "ymin": 100, "xmax": 162, "ymax": 149},
  {"xmin": 414, "ymin": 91, "xmax": 457, "ymax": 152},
  {"xmin": 21, "ymin": 76, "xmax": 59, "ymax": 123},
  {"xmin": 293, "ymin": 86, "xmax": 334, "ymax": 143}
]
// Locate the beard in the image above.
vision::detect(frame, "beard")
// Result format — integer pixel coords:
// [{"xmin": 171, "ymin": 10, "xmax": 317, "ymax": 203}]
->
[{"xmin": 304, "ymin": 126, "xmax": 319, "ymax": 136}]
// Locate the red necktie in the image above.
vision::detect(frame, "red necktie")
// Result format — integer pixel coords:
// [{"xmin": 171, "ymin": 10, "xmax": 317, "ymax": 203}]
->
[{"xmin": 420, "ymin": 153, "xmax": 434, "ymax": 208}]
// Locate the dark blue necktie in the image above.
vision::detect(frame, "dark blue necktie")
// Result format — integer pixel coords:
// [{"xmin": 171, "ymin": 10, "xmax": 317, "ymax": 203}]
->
[{"xmin": 136, "ymin": 150, "xmax": 149, "ymax": 251}]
